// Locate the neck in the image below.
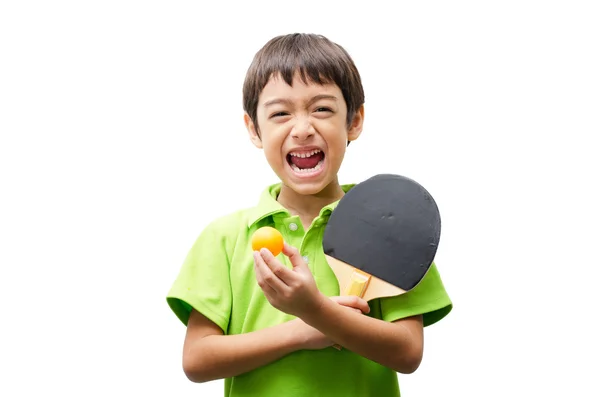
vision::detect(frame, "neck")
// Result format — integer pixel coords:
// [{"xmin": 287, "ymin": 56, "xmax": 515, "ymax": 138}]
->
[{"xmin": 277, "ymin": 179, "xmax": 345, "ymax": 223}]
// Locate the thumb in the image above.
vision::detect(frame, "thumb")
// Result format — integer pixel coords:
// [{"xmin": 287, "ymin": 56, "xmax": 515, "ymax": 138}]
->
[{"xmin": 282, "ymin": 243, "xmax": 309, "ymax": 273}]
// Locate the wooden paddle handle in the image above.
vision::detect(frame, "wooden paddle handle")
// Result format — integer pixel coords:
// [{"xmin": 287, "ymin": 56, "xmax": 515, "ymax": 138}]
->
[{"xmin": 332, "ymin": 269, "xmax": 371, "ymax": 350}]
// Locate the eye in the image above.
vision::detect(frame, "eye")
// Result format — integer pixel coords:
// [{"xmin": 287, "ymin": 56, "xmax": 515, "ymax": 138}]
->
[
  {"xmin": 270, "ymin": 111, "xmax": 289, "ymax": 118},
  {"xmin": 315, "ymin": 107, "xmax": 332, "ymax": 113}
]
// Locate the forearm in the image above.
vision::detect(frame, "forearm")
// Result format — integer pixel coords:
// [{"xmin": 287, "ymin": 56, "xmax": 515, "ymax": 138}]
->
[
  {"xmin": 303, "ymin": 296, "xmax": 423, "ymax": 373},
  {"xmin": 183, "ymin": 320, "xmax": 302, "ymax": 382}
]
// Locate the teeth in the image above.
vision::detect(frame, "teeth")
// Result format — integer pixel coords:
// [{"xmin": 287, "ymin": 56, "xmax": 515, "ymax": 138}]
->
[
  {"xmin": 290, "ymin": 159, "xmax": 324, "ymax": 173},
  {"xmin": 289, "ymin": 149, "xmax": 321, "ymax": 158}
]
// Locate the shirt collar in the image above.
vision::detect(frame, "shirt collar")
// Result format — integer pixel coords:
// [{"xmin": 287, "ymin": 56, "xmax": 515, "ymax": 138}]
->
[{"xmin": 246, "ymin": 182, "xmax": 356, "ymax": 228}]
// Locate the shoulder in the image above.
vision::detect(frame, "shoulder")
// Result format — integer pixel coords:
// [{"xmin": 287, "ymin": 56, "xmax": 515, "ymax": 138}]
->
[
  {"xmin": 192, "ymin": 207, "xmax": 255, "ymax": 249},
  {"xmin": 203, "ymin": 207, "xmax": 253, "ymax": 233},
  {"xmin": 378, "ymin": 262, "xmax": 452, "ymax": 327}
]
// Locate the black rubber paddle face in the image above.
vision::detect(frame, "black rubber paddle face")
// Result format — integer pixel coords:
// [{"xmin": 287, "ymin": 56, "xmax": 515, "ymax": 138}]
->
[{"xmin": 323, "ymin": 174, "xmax": 441, "ymax": 291}]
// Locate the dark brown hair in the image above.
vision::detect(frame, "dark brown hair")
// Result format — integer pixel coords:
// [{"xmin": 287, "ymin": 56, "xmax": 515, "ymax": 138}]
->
[{"xmin": 243, "ymin": 33, "xmax": 365, "ymax": 132}]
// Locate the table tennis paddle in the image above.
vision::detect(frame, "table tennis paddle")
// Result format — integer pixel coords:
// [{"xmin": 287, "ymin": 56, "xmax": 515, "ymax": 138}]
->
[{"xmin": 322, "ymin": 174, "xmax": 441, "ymax": 349}]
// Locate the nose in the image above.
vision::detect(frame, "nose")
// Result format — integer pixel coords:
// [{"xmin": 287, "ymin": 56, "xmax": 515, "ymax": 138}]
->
[{"xmin": 290, "ymin": 115, "xmax": 315, "ymax": 141}]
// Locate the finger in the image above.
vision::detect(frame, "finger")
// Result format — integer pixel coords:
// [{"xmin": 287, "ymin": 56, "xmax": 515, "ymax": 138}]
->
[
  {"xmin": 254, "ymin": 252, "xmax": 277, "ymax": 295},
  {"xmin": 343, "ymin": 302, "xmax": 369, "ymax": 315},
  {"xmin": 350, "ymin": 296, "xmax": 370, "ymax": 314},
  {"xmin": 259, "ymin": 248, "xmax": 296, "ymax": 286},
  {"xmin": 282, "ymin": 243, "xmax": 309, "ymax": 273},
  {"xmin": 330, "ymin": 296, "xmax": 370, "ymax": 314},
  {"xmin": 254, "ymin": 250, "xmax": 288, "ymax": 294},
  {"xmin": 337, "ymin": 304, "xmax": 363, "ymax": 314}
]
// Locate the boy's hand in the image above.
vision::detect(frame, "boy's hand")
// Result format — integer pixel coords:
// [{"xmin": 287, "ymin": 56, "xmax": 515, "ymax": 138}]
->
[
  {"xmin": 290, "ymin": 297, "xmax": 370, "ymax": 350},
  {"xmin": 254, "ymin": 242, "xmax": 325, "ymax": 318},
  {"xmin": 329, "ymin": 296, "xmax": 370, "ymax": 315}
]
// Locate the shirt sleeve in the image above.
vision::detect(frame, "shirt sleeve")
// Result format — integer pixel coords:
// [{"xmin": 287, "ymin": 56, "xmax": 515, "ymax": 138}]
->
[
  {"xmin": 379, "ymin": 262, "xmax": 452, "ymax": 327},
  {"xmin": 166, "ymin": 219, "xmax": 233, "ymax": 333}
]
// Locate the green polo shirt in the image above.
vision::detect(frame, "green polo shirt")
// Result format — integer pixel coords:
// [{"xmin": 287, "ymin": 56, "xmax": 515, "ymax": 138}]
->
[{"xmin": 167, "ymin": 182, "xmax": 452, "ymax": 397}]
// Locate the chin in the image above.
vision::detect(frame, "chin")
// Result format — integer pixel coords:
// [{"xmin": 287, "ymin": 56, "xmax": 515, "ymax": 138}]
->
[
  {"xmin": 282, "ymin": 172, "xmax": 341, "ymax": 197},
  {"xmin": 285, "ymin": 181, "xmax": 328, "ymax": 196}
]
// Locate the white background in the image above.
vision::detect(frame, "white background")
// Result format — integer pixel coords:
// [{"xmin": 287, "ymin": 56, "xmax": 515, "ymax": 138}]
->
[{"xmin": 1, "ymin": 1, "xmax": 599, "ymax": 396}]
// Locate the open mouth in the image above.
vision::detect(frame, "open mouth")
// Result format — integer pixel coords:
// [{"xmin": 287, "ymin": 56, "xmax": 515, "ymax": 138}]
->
[{"xmin": 286, "ymin": 149, "xmax": 325, "ymax": 174}]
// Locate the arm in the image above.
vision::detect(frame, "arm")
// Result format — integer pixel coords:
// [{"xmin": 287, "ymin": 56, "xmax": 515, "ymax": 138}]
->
[
  {"xmin": 183, "ymin": 309, "xmax": 304, "ymax": 383},
  {"xmin": 254, "ymin": 244, "xmax": 424, "ymax": 374},
  {"xmin": 304, "ymin": 298, "xmax": 423, "ymax": 373},
  {"xmin": 182, "ymin": 299, "xmax": 369, "ymax": 383}
]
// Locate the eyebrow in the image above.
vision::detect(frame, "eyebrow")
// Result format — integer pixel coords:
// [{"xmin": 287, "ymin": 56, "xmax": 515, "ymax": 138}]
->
[{"xmin": 263, "ymin": 94, "xmax": 338, "ymax": 108}]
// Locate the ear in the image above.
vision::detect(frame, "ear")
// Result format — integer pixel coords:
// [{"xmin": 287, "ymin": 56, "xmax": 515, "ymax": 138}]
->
[
  {"xmin": 347, "ymin": 104, "xmax": 365, "ymax": 142},
  {"xmin": 244, "ymin": 113, "xmax": 263, "ymax": 149}
]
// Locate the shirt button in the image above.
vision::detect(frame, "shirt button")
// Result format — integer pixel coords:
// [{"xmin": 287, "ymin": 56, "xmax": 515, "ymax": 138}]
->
[
  {"xmin": 302, "ymin": 256, "xmax": 309, "ymax": 263},
  {"xmin": 289, "ymin": 222, "xmax": 298, "ymax": 231}
]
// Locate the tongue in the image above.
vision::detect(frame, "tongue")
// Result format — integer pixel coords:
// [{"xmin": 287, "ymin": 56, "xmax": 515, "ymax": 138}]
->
[{"xmin": 290, "ymin": 152, "xmax": 324, "ymax": 169}]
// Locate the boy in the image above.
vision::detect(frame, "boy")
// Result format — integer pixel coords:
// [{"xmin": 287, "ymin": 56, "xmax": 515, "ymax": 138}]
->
[{"xmin": 167, "ymin": 33, "xmax": 452, "ymax": 397}]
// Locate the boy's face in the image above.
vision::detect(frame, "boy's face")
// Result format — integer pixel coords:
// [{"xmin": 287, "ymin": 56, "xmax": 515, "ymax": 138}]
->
[{"xmin": 245, "ymin": 73, "xmax": 363, "ymax": 196}]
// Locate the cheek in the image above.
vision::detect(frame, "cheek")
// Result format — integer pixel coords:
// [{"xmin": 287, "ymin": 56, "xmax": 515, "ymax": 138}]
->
[
  {"xmin": 329, "ymin": 146, "xmax": 347, "ymax": 165},
  {"xmin": 322, "ymin": 125, "xmax": 349, "ymax": 151},
  {"xmin": 260, "ymin": 123, "xmax": 287, "ymax": 151},
  {"xmin": 262, "ymin": 137, "xmax": 285, "ymax": 164}
]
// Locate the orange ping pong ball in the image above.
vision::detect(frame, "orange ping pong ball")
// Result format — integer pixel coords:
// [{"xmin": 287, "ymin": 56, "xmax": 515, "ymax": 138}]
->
[{"xmin": 251, "ymin": 226, "xmax": 284, "ymax": 256}]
